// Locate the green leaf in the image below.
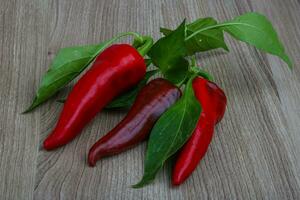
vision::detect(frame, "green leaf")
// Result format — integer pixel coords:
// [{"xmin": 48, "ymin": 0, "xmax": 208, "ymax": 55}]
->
[
  {"xmin": 185, "ymin": 12, "xmax": 293, "ymax": 68},
  {"xmin": 160, "ymin": 18, "xmax": 229, "ymax": 54},
  {"xmin": 148, "ymin": 20, "xmax": 189, "ymax": 84},
  {"xmin": 24, "ymin": 34, "xmax": 136, "ymax": 113},
  {"xmin": 159, "ymin": 27, "xmax": 172, "ymax": 36},
  {"xmin": 133, "ymin": 76, "xmax": 201, "ymax": 188},
  {"xmin": 105, "ymin": 70, "xmax": 158, "ymax": 109},
  {"xmin": 185, "ymin": 17, "xmax": 229, "ymax": 54},
  {"xmin": 222, "ymin": 12, "xmax": 292, "ymax": 68}
]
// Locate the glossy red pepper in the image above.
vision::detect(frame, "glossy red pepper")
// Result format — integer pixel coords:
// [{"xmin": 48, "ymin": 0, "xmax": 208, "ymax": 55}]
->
[
  {"xmin": 172, "ymin": 77, "xmax": 227, "ymax": 185},
  {"xmin": 43, "ymin": 44, "xmax": 146, "ymax": 150},
  {"xmin": 88, "ymin": 78, "xmax": 181, "ymax": 166}
]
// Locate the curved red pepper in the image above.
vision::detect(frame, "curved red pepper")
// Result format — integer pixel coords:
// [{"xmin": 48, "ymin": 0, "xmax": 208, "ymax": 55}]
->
[
  {"xmin": 88, "ymin": 78, "xmax": 181, "ymax": 166},
  {"xmin": 172, "ymin": 77, "xmax": 227, "ymax": 185},
  {"xmin": 44, "ymin": 44, "xmax": 146, "ymax": 150}
]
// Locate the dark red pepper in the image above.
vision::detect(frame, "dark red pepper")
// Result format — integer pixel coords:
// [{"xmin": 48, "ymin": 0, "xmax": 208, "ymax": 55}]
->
[
  {"xmin": 88, "ymin": 78, "xmax": 181, "ymax": 166},
  {"xmin": 172, "ymin": 77, "xmax": 227, "ymax": 185},
  {"xmin": 44, "ymin": 44, "xmax": 146, "ymax": 150}
]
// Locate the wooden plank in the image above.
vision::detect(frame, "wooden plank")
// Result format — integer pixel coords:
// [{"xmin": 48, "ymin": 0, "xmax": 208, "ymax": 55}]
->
[
  {"xmin": 0, "ymin": 0, "xmax": 48, "ymax": 199},
  {"xmin": 0, "ymin": 0, "xmax": 299, "ymax": 199}
]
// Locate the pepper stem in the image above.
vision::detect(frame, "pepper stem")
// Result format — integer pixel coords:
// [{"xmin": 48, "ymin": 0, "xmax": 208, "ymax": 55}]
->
[
  {"xmin": 112, "ymin": 32, "xmax": 153, "ymax": 57},
  {"xmin": 133, "ymin": 36, "xmax": 154, "ymax": 57},
  {"xmin": 188, "ymin": 56, "xmax": 214, "ymax": 81},
  {"xmin": 190, "ymin": 66, "xmax": 214, "ymax": 81}
]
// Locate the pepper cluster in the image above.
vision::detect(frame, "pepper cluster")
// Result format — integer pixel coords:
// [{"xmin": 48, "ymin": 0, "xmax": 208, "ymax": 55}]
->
[{"xmin": 24, "ymin": 12, "xmax": 292, "ymax": 187}]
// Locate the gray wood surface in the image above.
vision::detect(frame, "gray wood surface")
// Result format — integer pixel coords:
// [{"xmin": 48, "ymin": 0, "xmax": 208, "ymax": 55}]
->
[{"xmin": 1, "ymin": 0, "xmax": 299, "ymax": 199}]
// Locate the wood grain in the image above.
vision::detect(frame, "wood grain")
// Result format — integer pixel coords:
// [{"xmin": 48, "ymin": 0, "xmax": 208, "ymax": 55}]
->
[{"xmin": 0, "ymin": 0, "xmax": 299, "ymax": 199}]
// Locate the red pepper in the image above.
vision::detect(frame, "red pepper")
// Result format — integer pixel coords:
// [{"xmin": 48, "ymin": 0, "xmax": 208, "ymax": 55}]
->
[
  {"xmin": 88, "ymin": 78, "xmax": 181, "ymax": 166},
  {"xmin": 172, "ymin": 77, "xmax": 227, "ymax": 185},
  {"xmin": 44, "ymin": 44, "xmax": 146, "ymax": 150}
]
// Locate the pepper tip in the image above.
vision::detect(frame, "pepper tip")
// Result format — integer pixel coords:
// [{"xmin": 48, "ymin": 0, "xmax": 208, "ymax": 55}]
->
[
  {"xmin": 43, "ymin": 137, "xmax": 56, "ymax": 151},
  {"xmin": 171, "ymin": 179, "xmax": 181, "ymax": 186},
  {"xmin": 87, "ymin": 151, "xmax": 97, "ymax": 167}
]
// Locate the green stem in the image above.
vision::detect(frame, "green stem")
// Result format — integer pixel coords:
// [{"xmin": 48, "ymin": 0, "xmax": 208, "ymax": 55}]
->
[
  {"xmin": 187, "ymin": 56, "xmax": 214, "ymax": 81},
  {"xmin": 137, "ymin": 36, "xmax": 154, "ymax": 57},
  {"xmin": 185, "ymin": 22, "xmax": 243, "ymax": 41},
  {"xmin": 176, "ymin": 76, "xmax": 188, "ymax": 88},
  {"xmin": 92, "ymin": 32, "xmax": 143, "ymax": 57},
  {"xmin": 190, "ymin": 55, "xmax": 196, "ymax": 66},
  {"xmin": 136, "ymin": 36, "xmax": 154, "ymax": 57},
  {"xmin": 189, "ymin": 66, "xmax": 214, "ymax": 81},
  {"xmin": 120, "ymin": 31, "xmax": 143, "ymax": 40},
  {"xmin": 198, "ymin": 69, "xmax": 214, "ymax": 81},
  {"xmin": 94, "ymin": 32, "xmax": 153, "ymax": 58}
]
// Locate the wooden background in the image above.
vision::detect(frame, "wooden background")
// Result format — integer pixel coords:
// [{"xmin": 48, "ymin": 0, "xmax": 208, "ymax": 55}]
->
[{"xmin": 0, "ymin": 0, "xmax": 299, "ymax": 199}]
